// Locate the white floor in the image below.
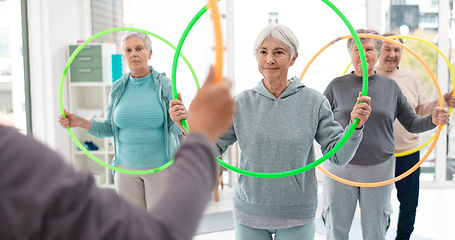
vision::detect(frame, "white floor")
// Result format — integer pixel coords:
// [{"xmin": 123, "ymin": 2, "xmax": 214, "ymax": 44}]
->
[{"xmin": 194, "ymin": 183, "xmax": 455, "ymax": 240}]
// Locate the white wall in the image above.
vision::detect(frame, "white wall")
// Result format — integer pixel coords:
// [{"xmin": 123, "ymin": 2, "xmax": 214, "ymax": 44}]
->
[
  {"xmin": 28, "ymin": 0, "xmax": 92, "ymax": 161},
  {"xmin": 123, "ymin": 0, "xmax": 217, "ymax": 107},
  {"xmin": 26, "ymin": 0, "xmax": 369, "ymax": 161},
  {"xmin": 123, "ymin": 0, "xmax": 369, "ymax": 102},
  {"xmin": 27, "ymin": 0, "xmax": 219, "ymax": 161}
]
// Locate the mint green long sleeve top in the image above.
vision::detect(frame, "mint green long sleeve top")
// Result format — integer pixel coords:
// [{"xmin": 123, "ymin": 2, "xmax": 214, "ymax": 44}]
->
[{"xmin": 87, "ymin": 66, "xmax": 181, "ymax": 169}]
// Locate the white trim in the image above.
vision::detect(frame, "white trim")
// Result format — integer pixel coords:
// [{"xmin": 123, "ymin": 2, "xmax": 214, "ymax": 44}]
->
[
  {"xmin": 28, "ymin": 0, "xmax": 53, "ymax": 147},
  {"xmin": 435, "ymin": 0, "xmax": 450, "ymax": 184},
  {"xmin": 27, "ymin": 0, "xmax": 92, "ymax": 162},
  {"xmin": 226, "ymin": 0, "xmax": 238, "ymax": 188},
  {"xmin": 366, "ymin": 0, "xmax": 383, "ymax": 31}
]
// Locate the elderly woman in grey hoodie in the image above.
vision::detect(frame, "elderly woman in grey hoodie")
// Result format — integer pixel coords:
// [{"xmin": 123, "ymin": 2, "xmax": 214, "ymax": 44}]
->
[{"xmin": 170, "ymin": 24, "xmax": 371, "ymax": 240}]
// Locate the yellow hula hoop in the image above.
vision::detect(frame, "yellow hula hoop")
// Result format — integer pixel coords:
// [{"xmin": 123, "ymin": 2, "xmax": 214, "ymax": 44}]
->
[
  {"xmin": 389, "ymin": 35, "xmax": 453, "ymax": 157},
  {"xmin": 343, "ymin": 62, "xmax": 352, "ymax": 76},
  {"xmin": 302, "ymin": 34, "xmax": 444, "ymax": 187},
  {"xmin": 341, "ymin": 35, "xmax": 454, "ymax": 157}
]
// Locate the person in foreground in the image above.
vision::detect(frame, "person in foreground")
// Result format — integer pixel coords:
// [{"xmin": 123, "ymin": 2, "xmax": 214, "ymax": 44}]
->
[
  {"xmin": 375, "ymin": 32, "xmax": 455, "ymax": 240},
  {"xmin": 0, "ymin": 67, "xmax": 235, "ymax": 240},
  {"xmin": 321, "ymin": 29, "xmax": 450, "ymax": 240},
  {"xmin": 171, "ymin": 24, "xmax": 372, "ymax": 240},
  {"xmin": 59, "ymin": 32, "xmax": 183, "ymax": 210}
]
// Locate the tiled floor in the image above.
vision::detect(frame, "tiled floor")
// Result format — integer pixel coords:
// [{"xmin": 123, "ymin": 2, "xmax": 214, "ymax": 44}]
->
[{"xmin": 194, "ymin": 184, "xmax": 455, "ymax": 240}]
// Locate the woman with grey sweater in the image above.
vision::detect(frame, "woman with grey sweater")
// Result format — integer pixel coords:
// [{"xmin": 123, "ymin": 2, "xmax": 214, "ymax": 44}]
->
[
  {"xmin": 321, "ymin": 29, "xmax": 450, "ymax": 240},
  {"xmin": 171, "ymin": 24, "xmax": 372, "ymax": 240}
]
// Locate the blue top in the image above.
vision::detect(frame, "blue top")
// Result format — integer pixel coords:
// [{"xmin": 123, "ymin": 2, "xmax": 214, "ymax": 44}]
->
[
  {"xmin": 114, "ymin": 73, "xmax": 167, "ymax": 169},
  {"xmin": 87, "ymin": 66, "xmax": 181, "ymax": 170}
]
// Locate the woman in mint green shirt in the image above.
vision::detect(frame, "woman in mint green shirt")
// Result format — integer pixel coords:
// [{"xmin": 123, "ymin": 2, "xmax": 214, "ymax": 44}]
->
[{"xmin": 59, "ymin": 32, "xmax": 182, "ymax": 210}]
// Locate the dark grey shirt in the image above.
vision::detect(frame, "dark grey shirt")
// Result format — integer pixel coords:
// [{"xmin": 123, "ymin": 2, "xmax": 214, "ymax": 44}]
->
[
  {"xmin": 324, "ymin": 73, "xmax": 436, "ymax": 165},
  {"xmin": 0, "ymin": 126, "xmax": 216, "ymax": 240}
]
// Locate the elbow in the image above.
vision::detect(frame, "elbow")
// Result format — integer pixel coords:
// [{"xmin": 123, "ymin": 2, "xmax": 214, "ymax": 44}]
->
[
  {"xmin": 329, "ymin": 155, "xmax": 352, "ymax": 166},
  {"xmin": 334, "ymin": 158, "xmax": 351, "ymax": 167}
]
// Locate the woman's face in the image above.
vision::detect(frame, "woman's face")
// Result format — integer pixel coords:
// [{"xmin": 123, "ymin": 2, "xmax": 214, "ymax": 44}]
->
[
  {"xmin": 378, "ymin": 40, "xmax": 402, "ymax": 72},
  {"xmin": 256, "ymin": 37, "xmax": 297, "ymax": 82},
  {"xmin": 350, "ymin": 39, "xmax": 379, "ymax": 76},
  {"xmin": 123, "ymin": 36, "xmax": 152, "ymax": 75}
]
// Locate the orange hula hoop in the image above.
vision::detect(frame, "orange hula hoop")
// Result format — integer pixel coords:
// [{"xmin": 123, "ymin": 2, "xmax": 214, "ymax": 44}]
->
[
  {"xmin": 304, "ymin": 34, "xmax": 444, "ymax": 187},
  {"xmin": 208, "ymin": 0, "xmax": 223, "ymax": 83}
]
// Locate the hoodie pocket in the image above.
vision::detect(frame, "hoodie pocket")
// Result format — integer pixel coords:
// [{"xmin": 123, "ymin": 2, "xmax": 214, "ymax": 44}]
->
[{"xmin": 237, "ymin": 162, "xmax": 303, "ymax": 207}]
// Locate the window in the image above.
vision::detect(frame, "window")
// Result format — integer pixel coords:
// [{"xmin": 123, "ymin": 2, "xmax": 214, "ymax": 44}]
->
[
  {"xmin": 268, "ymin": 12, "xmax": 279, "ymax": 24},
  {"xmin": 0, "ymin": 0, "xmax": 27, "ymax": 134}
]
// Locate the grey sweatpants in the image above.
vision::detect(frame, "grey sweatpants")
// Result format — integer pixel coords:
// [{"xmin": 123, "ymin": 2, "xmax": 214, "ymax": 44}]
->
[
  {"xmin": 114, "ymin": 165, "xmax": 172, "ymax": 210},
  {"xmin": 321, "ymin": 157, "xmax": 395, "ymax": 240},
  {"xmin": 235, "ymin": 222, "xmax": 316, "ymax": 240}
]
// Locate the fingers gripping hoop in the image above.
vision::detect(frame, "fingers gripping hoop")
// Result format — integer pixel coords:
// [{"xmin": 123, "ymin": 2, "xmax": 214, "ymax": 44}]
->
[
  {"xmin": 171, "ymin": 0, "xmax": 369, "ymax": 178},
  {"xmin": 59, "ymin": 27, "xmax": 200, "ymax": 174},
  {"xmin": 302, "ymin": 34, "xmax": 444, "ymax": 187}
]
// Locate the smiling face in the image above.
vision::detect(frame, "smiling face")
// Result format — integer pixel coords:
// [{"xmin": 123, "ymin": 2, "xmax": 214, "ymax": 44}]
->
[
  {"xmin": 256, "ymin": 37, "xmax": 297, "ymax": 83},
  {"xmin": 350, "ymin": 39, "xmax": 380, "ymax": 76},
  {"xmin": 378, "ymin": 40, "xmax": 402, "ymax": 72},
  {"xmin": 123, "ymin": 35, "xmax": 152, "ymax": 77}
]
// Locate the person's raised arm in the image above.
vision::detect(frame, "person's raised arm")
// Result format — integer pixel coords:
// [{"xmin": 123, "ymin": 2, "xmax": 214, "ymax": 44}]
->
[
  {"xmin": 146, "ymin": 66, "xmax": 235, "ymax": 239},
  {"xmin": 0, "ymin": 66, "xmax": 235, "ymax": 240}
]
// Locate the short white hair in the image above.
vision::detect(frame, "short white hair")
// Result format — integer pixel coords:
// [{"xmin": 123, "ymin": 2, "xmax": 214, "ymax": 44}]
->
[
  {"xmin": 121, "ymin": 32, "xmax": 152, "ymax": 51},
  {"xmin": 253, "ymin": 24, "xmax": 299, "ymax": 59}
]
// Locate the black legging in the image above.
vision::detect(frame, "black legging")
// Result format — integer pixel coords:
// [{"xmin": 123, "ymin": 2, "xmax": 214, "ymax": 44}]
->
[{"xmin": 394, "ymin": 151, "xmax": 420, "ymax": 240}]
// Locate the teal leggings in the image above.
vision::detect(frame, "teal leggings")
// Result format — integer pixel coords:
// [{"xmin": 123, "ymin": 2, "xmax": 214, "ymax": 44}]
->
[{"xmin": 235, "ymin": 222, "xmax": 315, "ymax": 240}]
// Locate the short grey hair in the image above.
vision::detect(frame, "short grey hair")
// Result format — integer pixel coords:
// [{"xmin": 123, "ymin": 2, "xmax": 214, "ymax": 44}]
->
[
  {"xmin": 253, "ymin": 24, "xmax": 299, "ymax": 60},
  {"xmin": 347, "ymin": 29, "xmax": 382, "ymax": 54},
  {"xmin": 122, "ymin": 31, "xmax": 152, "ymax": 51}
]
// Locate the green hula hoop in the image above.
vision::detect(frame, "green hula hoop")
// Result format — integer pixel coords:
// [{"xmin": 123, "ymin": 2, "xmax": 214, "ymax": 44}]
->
[
  {"xmin": 59, "ymin": 27, "xmax": 199, "ymax": 175},
  {"xmin": 171, "ymin": 0, "xmax": 368, "ymax": 178}
]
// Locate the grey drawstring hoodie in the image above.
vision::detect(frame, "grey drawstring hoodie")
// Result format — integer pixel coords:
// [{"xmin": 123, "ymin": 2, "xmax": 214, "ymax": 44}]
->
[{"xmin": 217, "ymin": 76, "xmax": 363, "ymax": 223}]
